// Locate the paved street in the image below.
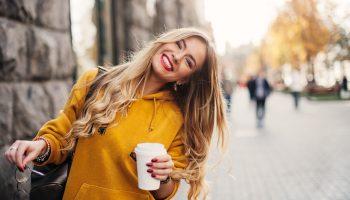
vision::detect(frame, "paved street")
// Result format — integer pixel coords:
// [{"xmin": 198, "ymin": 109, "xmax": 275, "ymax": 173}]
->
[{"xmin": 175, "ymin": 88, "xmax": 350, "ymax": 200}]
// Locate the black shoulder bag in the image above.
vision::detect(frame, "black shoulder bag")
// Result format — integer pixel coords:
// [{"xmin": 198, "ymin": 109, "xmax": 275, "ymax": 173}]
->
[{"xmin": 30, "ymin": 66, "xmax": 107, "ymax": 200}]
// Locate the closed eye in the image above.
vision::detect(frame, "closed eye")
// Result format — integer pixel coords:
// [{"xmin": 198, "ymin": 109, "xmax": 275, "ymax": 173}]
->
[
  {"xmin": 176, "ymin": 39, "xmax": 196, "ymax": 69},
  {"xmin": 186, "ymin": 57, "xmax": 193, "ymax": 69},
  {"xmin": 176, "ymin": 41, "xmax": 182, "ymax": 49}
]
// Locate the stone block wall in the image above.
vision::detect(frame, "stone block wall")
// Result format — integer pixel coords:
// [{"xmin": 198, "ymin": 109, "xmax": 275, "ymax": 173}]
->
[{"xmin": 0, "ymin": 0, "xmax": 75, "ymax": 199}]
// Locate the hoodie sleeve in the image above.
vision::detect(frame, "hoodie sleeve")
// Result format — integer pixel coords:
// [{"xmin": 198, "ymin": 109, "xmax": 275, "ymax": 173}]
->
[
  {"xmin": 165, "ymin": 129, "xmax": 189, "ymax": 200},
  {"xmin": 33, "ymin": 68, "xmax": 99, "ymax": 166}
]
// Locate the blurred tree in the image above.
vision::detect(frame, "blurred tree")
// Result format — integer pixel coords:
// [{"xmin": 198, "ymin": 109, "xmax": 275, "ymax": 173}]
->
[
  {"xmin": 333, "ymin": 27, "xmax": 350, "ymax": 62},
  {"xmin": 262, "ymin": 0, "xmax": 330, "ymax": 81},
  {"xmin": 321, "ymin": 0, "xmax": 350, "ymax": 64},
  {"xmin": 246, "ymin": 48, "xmax": 262, "ymax": 74},
  {"xmin": 310, "ymin": 0, "xmax": 350, "ymax": 80}
]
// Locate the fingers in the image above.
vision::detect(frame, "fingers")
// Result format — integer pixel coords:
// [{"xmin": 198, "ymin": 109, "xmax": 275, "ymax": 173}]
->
[
  {"xmin": 151, "ymin": 154, "xmax": 171, "ymax": 163},
  {"xmin": 15, "ymin": 142, "xmax": 27, "ymax": 171},
  {"xmin": 151, "ymin": 174, "xmax": 168, "ymax": 181},
  {"xmin": 4, "ymin": 140, "xmax": 20, "ymax": 165},
  {"xmin": 148, "ymin": 168, "xmax": 172, "ymax": 176},
  {"xmin": 3, "ymin": 140, "xmax": 30, "ymax": 171},
  {"xmin": 147, "ymin": 165, "xmax": 173, "ymax": 180},
  {"xmin": 147, "ymin": 160, "xmax": 174, "ymax": 169},
  {"xmin": 4, "ymin": 148, "xmax": 12, "ymax": 165},
  {"xmin": 22, "ymin": 151, "xmax": 38, "ymax": 168},
  {"xmin": 146, "ymin": 154, "xmax": 174, "ymax": 181},
  {"xmin": 4, "ymin": 140, "xmax": 44, "ymax": 170},
  {"xmin": 147, "ymin": 168, "xmax": 170, "ymax": 181}
]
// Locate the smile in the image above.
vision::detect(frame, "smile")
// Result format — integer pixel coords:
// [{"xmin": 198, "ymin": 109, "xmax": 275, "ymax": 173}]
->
[{"xmin": 160, "ymin": 54, "xmax": 173, "ymax": 72}]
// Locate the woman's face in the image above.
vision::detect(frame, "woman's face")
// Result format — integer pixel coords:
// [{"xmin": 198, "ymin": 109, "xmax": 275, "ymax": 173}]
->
[{"xmin": 151, "ymin": 36, "xmax": 207, "ymax": 84}]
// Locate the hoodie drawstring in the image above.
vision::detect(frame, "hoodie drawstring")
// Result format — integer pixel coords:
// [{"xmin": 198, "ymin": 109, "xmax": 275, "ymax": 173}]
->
[{"xmin": 148, "ymin": 97, "xmax": 157, "ymax": 132}]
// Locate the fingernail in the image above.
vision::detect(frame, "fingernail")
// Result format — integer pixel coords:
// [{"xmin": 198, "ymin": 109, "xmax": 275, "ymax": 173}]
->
[
  {"xmin": 151, "ymin": 158, "xmax": 157, "ymax": 162},
  {"xmin": 151, "ymin": 174, "xmax": 156, "ymax": 178},
  {"xmin": 146, "ymin": 163, "xmax": 152, "ymax": 167},
  {"xmin": 147, "ymin": 169, "xmax": 153, "ymax": 173}
]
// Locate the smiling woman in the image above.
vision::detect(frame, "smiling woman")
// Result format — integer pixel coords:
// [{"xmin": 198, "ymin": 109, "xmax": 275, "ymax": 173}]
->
[
  {"xmin": 4, "ymin": 27, "xmax": 228, "ymax": 200},
  {"xmin": 149, "ymin": 37, "xmax": 207, "ymax": 95}
]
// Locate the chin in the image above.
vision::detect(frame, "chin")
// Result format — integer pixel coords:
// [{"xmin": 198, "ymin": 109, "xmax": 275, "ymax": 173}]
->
[{"xmin": 150, "ymin": 62, "xmax": 165, "ymax": 80}]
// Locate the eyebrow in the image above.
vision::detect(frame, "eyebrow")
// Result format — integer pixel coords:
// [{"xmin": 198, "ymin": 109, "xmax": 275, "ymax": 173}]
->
[{"xmin": 182, "ymin": 40, "xmax": 197, "ymax": 68}]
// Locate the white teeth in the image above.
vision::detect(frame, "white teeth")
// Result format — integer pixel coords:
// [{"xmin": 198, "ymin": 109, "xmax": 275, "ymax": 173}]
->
[{"xmin": 162, "ymin": 55, "xmax": 172, "ymax": 70}]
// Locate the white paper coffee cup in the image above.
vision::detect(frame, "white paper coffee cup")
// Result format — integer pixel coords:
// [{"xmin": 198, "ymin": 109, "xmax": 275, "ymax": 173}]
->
[{"xmin": 134, "ymin": 143, "xmax": 166, "ymax": 190}]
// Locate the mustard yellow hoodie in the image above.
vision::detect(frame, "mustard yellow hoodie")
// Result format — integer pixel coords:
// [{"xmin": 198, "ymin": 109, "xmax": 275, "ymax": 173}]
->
[{"xmin": 34, "ymin": 68, "xmax": 188, "ymax": 200}]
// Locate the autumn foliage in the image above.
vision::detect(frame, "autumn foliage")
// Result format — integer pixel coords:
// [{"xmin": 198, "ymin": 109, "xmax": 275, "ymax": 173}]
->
[{"xmin": 262, "ymin": 0, "xmax": 331, "ymax": 71}]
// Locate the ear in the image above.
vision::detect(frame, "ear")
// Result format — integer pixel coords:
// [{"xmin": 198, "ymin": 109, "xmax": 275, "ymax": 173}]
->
[{"xmin": 177, "ymin": 77, "xmax": 189, "ymax": 85}]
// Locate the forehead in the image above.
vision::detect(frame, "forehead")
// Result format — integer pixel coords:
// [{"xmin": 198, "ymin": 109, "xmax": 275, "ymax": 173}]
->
[{"xmin": 183, "ymin": 37, "xmax": 207, "ymax": 69}]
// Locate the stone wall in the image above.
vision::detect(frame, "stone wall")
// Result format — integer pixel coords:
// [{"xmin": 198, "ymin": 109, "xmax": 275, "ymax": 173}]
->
[{"xmin": 0, "ymin": 0, "xmax": 75, "ymax": 199}]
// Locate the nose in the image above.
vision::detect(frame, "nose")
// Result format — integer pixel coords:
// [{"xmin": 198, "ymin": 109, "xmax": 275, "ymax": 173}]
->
[
  {"xmin": 172, "ymin": 52, "xmax": 184, "ymax": 65},
  {"xmin": 172, "ymin": 54, "xmax": 178, "ymax": 65}
]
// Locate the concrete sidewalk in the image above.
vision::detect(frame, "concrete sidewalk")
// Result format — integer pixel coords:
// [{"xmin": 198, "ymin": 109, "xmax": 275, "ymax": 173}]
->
[{"xmin": 176, "ymin": 88, "xmax": 350, "ymax": 200}]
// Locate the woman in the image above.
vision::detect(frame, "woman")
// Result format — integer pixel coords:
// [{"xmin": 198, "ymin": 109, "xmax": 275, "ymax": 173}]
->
[{"xmin": 4, "ymin": 28, "xmax": 227, "ymax": 200}]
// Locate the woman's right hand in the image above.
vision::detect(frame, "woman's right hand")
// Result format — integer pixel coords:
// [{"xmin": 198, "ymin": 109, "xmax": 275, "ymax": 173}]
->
[{"xmin": 4, "ymin": 140, "xmax": 47, "ymax": 171}]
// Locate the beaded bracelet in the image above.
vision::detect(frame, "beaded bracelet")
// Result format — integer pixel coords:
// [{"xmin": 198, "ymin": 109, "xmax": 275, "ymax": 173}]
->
[{"xmin": 34, "ymin": 136, "xmax": 51, "ymax": 163}]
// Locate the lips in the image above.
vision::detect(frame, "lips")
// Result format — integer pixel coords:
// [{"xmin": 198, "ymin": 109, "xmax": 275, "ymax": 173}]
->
[{"xmin": 160, "ymin": 54, "xmax": 173, "ymax": 72}]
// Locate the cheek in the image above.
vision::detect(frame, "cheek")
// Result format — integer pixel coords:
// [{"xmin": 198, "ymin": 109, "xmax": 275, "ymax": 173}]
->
[
  {"xmin": 177, "ymin": 65, "xmax": 194, "ymax": 78},
  {"xmin": 151, "ymin": 54, "xmax": 161, "ymax": 67}
]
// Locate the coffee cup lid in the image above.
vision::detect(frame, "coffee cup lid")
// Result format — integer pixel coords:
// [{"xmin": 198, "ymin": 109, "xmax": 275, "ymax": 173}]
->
[{"xmin": 134, "ymin": 143, "xmax": 166, "ymax": 155}]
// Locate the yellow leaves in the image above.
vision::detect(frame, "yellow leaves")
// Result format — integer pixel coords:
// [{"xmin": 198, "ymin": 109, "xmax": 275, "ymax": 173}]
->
[{"xmin": 261, "ymin": 0, "xmax": 331, "ymax": 69}]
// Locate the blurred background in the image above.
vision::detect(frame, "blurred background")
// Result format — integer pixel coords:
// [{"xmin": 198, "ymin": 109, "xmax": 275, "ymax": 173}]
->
[{"xmin": 0, "ymin": 0, "xmax": 349, "ymax": 199}]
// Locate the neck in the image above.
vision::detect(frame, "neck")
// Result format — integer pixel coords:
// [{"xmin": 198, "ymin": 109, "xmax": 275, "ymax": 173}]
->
[{"xmin": 143, "ymin": 73, "xmax": 166, "ymax": 96}]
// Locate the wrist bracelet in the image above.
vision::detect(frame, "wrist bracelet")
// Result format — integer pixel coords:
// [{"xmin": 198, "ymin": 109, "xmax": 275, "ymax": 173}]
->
[
  {"xmin": 160, "ymin": 176, "xmax": 171, "ymax": 184},
  {"xmin": 34, "ymin": 137, "xmax": 51, "ymax": 163}
]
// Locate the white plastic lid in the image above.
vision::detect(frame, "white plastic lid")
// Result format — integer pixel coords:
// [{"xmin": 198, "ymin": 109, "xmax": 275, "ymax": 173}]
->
[{"xmin": 134, "ymin": 143, "xmax": 166, "ymax": 155}]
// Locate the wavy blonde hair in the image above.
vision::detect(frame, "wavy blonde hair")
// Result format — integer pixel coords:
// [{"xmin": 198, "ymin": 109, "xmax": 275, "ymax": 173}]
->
[{"xmin": 64, "ymin": 27, "xmax": 228, "ymax": 200}]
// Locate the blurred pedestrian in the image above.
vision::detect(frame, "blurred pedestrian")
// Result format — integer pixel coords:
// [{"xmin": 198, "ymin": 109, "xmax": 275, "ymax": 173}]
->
[
  {"xmin": 290, "ymin": 69, "xmax": 304, "ymax": 110},
  {"xmin": 335, "ymin": 81, "xmax": 342, "ymax": 98},
  {"xmin": 342, "ymin": 75, "xmax": 348, "ymax": 91},
  {"xmin": 247, "ymin": 75, "xmax": 255, "ymax": 102},
  {"xmin": 250, "ymin": 70, "xmax": 271, "ymax": 128},
  {"xmin": 222, "ymin": 68, "xmax": 235, "ymax": 111}
]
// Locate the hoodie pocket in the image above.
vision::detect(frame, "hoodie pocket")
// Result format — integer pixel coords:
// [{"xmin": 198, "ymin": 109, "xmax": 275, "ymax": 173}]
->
[{"xmin": 74, "ymin": 183, "xmax": 149, "ymax": 200}]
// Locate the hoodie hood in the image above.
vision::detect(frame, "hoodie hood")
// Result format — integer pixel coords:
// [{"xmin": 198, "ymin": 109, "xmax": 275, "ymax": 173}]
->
[{"xmin": 141, "ymin": 90, "xmax": 174, "ymax": 101}]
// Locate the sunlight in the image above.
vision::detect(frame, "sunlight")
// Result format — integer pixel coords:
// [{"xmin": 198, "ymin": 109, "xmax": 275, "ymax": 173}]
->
[
  {"xmin": 204, "ymin": 0, "xmax": 285, "ymax": 54},
  {"xmin": 204, "ymin": 0, "xmax": 349, "ymax": 54}
]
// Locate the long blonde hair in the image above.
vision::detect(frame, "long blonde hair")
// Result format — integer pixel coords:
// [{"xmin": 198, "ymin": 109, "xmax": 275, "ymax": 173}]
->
[{"xmin": 64, "ymin": 27, "xmax": 228, "ymax": 199}]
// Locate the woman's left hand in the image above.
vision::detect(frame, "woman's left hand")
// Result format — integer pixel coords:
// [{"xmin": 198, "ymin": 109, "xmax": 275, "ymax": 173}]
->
[{"xmin": 146, "ymin": 154, "xmax": 174, "ymax": 181}]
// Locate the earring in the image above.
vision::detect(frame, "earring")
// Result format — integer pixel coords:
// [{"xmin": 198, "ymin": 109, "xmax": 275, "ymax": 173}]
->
[{"xmin": 173, "ymin": 82, "xmax": 182, "ymax": 91}]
